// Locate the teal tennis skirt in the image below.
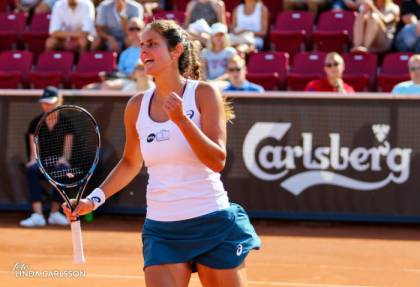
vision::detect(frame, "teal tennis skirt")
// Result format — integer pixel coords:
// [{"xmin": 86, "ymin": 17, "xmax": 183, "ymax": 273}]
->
[{"xmin": 142, "ymin": 203, "xmax": 261, "ymax": 271}]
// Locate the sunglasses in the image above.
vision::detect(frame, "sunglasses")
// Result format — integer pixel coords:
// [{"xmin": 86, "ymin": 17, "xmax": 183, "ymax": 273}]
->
[
  {"xmin": 409, "ymin": 66, "xmax": 420, "ymax": 72},
  {"xmin": 228, "ymin": 67, "xmax": 242, "ymax": 72},
  {"xmin": 325, "ymin": 62, "xmax": 339, "ymax": 68},
  {"xmin": 128, "ymin": 27, "xmax": 141, "ymax": 32}
]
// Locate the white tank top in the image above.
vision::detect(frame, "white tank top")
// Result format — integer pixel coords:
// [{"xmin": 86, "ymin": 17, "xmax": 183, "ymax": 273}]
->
[
  {"xmin": 137, "ymin": 79, "xmax": 230, "ymax": 221},
  {"xmin": 236, "ymin": 2, "xmax": 262, "ymax": 33}
]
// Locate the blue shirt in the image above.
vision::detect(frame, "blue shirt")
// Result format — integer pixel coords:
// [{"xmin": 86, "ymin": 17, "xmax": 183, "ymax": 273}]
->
[
  {"xmin": 117, "ymin": 46, "xmax": 141, "ymax": 76},
  {"xmin": 392, "ymin": 81, "xmax": 420, "ymax": 95},
  {"xmin": 224, "ymin": 81, "xmax": 265, "ymax": 92}
]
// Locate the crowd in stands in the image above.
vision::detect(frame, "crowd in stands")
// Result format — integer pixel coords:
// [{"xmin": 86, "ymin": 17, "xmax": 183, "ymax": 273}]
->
[{"xmin": 1, "ymin": 0, "xmax": 420, "ymax": 92}]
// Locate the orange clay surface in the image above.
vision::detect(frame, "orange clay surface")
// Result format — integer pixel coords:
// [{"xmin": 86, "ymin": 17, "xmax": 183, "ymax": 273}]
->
[{"xmin": 1, "ymin": 212, "xmax": 420, "ymax": 287}]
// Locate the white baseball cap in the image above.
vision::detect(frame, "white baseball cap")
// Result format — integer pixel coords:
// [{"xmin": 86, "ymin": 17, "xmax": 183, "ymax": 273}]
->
[{"xmin": 211, "ymin": 22, "xmax": 228, "ymax": 35}]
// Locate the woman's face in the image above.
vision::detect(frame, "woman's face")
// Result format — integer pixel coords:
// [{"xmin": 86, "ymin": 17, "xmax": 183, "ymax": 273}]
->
[
  {"xmin": 140, "ymin": 28, "xmax": 174, "ymax": 77},
  {"xmin": 212, "ymin": 33, "xmax": 225, "ymax": 49},
  {"xmin": 324, "ymin": 56, "xmax": 344, "ymax": 79}
]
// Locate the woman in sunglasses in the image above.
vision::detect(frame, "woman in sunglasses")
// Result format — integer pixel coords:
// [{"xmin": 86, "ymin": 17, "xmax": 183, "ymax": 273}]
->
[
  {"xmin": 392, "ymin": 54, "xmax": 420, "ymax": 94},
  {"xmin": 305, "ymin": 52, "xmax": 355, "ymax": 93}
]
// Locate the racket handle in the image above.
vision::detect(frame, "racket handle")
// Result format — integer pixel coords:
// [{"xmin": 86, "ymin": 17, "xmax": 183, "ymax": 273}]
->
[{"xmin": 70, "ymin": 220, "xmax": 86, "ymax": 264}]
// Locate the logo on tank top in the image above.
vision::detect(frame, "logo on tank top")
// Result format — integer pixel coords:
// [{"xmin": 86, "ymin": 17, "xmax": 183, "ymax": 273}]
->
[
  {"xmin": 147, "ymin": 130, "xmax": 170, "ymax": 143},
  {"xmin": 186, "ymin": 110, "xmax": 194, "ymax": 119}
]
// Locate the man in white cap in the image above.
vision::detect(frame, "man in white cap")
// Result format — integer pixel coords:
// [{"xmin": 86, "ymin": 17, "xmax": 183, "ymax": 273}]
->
[{"xmin": 20, "ymin": 87, "xmax": 69, "ymax": 227}]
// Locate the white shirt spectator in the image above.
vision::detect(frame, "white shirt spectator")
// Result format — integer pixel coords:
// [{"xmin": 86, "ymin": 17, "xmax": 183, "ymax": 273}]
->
[{"xmin": 49, "ymin": 0, "xmax": 96, "ymax": 35}]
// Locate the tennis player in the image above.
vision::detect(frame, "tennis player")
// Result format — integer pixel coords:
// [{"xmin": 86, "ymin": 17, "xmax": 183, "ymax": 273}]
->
[{"xmin": 63, "ymin": 19, "xmax": 260, "ymax": 286}]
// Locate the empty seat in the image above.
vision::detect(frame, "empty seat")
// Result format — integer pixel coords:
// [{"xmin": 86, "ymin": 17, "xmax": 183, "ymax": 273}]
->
[
  {"xmin": 29, "ymin": 51, "xmax": 74, "ymax": 89},
  {"xmin": 246, "ymin": 51, "xmax": 289, "ymax": 90},
  {"xmin": 287, "ymin": 51, "xmax": 326, "ymax": 91},
  {"xmin": 343, "ymin": 52, "xmax": 378, "ymax": 92},
  {"xmin": 377, "ymin": 52, "xmax": 413, "ymax": 92},
  {"xmin": 0, "ymin": 50, "xmax": 33, "ymax": 88},
  {"xmin": 0, "ymin": 12, "xmax": 26, "ymax": 50},
  {"xmin": 69, "ymin": 51, "xmax": 117, "ymax": 89},
  {"xmin": 270, "ymin": 11, "xmax": 314, "ymax": 60},
  {"xmin": 22, "ymin": 13, "xmax": 51, "ymax": 58},
  {"xmin": 313, "ymin": 11, "xmax": 355, "ymax": 53}
]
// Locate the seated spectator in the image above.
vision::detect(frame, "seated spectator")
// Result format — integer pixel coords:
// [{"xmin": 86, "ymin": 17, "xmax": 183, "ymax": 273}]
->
[
  {"xmin": 14, "ymin": 0, "xmax": 41, "ymax": 13},
  {"xmin": 224, "ymin": 55, "xmax": 264, "ymax": 92},
  {"xmin": 201, "ymin": 23, "xmax": 237, "ymax": 81},
  {"xmin": 230, "ymin": 0, "xmax": 269, "ymax": 52},
  {"xmin": 92, "ymin": 0, "xmax": 144, "ymax": 53},
  {"xmin": 46, "ymin": 0, "xmax": 96, "ymax": 53},
  {"xmin": 332, "ymin": 0, "xmax": 358, "ymax": 11},
  {"xmin": 20, "ymin": 87, "xmax": 69, "ymax": 227},
  {"xmin": 392, "ymin": 54, "xmax": 420, "ymax": 94},
  {"xmin": 352, "ymin": 0, "xmax": 400, "ymax": 53},
  {"xmin": 116, "ymin": 17, "xmax": 143, "ymax": 77},
  {"xmin": 283, "ymin": 0, "xmax": 329, "ymax": 18},
  {"xmin": 184, "ymin": 0, "xmax": 226, "ymax": 28},
  {"xmin": 305, "ymin": 52, "xmax": 355, "ymax": 93},
  {"xmin": 34, "ymin": 0, "xmax": 58, "ymax": 13},
  {"xmin": 395, "ymin": 0, "xmax": 420, "ymax": 52}
]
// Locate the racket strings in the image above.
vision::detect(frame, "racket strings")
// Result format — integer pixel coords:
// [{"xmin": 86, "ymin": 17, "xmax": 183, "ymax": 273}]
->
[{"xmin": 37, "ymin": 108, "xmax": 99, "ymax": 185}]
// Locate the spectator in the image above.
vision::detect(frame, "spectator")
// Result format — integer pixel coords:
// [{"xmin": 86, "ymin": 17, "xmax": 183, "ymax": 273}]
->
[
  {"xmin": 230, "ymin": 0, "xmax": 269, "ymax": 52},
  {"xmin": 92, "ymin": 0, "xmax": 144, "ymax": 53},
  {"xmin": 224, "ymin": 55, "xmax": 264, "ymax": 92},
  {"xmin": 332, "ymin": 0, "xmax": 358, "ymax": 11},
  {"xmin": 392, "ymin": 54, "xmax": 420, "ymax": 94},
  {"xmin": 34, "ymin": 0, "xmax": 58, "ymax": 13},
  {"xmin": 201, "ymin": 22, "xmax": 237, "ymax": 81},
  {"xmin": 184, "ymin": 0, "xmax": 226, "ymax": 28},
  {"xmin": 20, "ymin": 87, "xmax": 69, "ymax": 227},
  {"xmin": 305, "ymin": 52, "xmax": 355, "ymax": 92},
  {"xmin": 14, "ymin": 0, "xmax": 41, "ymax": 13},
  {"xmin": 283, "ymin": 0, "xmax": 329, "ymax": 17},
  {"xmin": 395, "ymin": 0, "xmax": 420, "ymax": 52},
  {"xmin": 352, "ymin": 0, "xmax": 400, "ymax": 53},
  {"xmin": 46, "ymin": 0, "xmax": 96, "ymax": 53},
  {"xmin": 117, "ymin": 17, "xmax": 143, "ymax": 76}
]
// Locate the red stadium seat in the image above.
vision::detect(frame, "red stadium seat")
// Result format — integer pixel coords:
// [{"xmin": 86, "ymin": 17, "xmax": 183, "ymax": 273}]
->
[
  {"xmin": 69, "ymin": 51, "xmax": 117, "ymax": 89},
  {"xmin": 0, "ymin": 50, "xmax": 33, "ymax": 88},
  {"xmin": 148, "ymin": 10, "xmax": 186, "ymax": 25},
  {"xmin": 313, "ymin": 11, "xmax": 355, "ymax": 53},
  {"xmin": 343, "ymin": 52, "xmax": 377, "ymax": 92},
  {"xmin": 22, "ymin": 13, "xmax": 51, "ymax": 59},
  {"xmin": 263, "ymin": 0, "xmax": 284, "ymax": 24},
  {"xmin": 29, "ymin": 51, "xmax": 74, "ymax": 89},
  {"xmin": 377, "ymin": 52, "xmax": 413, "ymax": 92},
  {"xmin": 171, "ymin": 0, "xmax": 190, "ymax": 11},
  {"xmin": 224, "ymin": 0, "xmax": 241, "ymax": 12},
  {"xmin": 246, "ymin": 51, "xmax": 289, "ymax": 90},
  {"xmin": 0, "ymin": 12, "xmax": 26, "ymax": 50},
  {"xmin": 287, "ymin": 51, "xmax": 326, "ymax": 91},
  {"xmin": 270, "ymin": 11, "xmax": 314, "ymax": 60}
]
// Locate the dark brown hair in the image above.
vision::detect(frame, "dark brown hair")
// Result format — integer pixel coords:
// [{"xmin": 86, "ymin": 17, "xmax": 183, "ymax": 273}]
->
[{"xmin": 147, "ymin": 20, "xmax": 202, "ymax": 80}]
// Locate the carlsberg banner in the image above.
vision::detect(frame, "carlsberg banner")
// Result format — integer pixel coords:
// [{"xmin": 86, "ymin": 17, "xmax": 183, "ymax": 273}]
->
[{"xmin": 222, "ymin": 96, "xmax": 420, "ymax": 222}]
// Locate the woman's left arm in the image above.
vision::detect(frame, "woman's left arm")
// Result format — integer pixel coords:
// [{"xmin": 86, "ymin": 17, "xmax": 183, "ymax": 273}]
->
[
  {"xmin": 255, "ymin": 4, "xmax": 269, "ymax": 37},
  {"xmin": 163, "ymin": 82, "xmax": 227, "ymax": 172},
  {"xmin": 372, "ymin": 3, "xmax": 400, "ymax": 24}
]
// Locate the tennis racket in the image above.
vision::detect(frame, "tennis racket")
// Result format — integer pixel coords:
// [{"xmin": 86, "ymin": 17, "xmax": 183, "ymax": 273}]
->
[{"xmin": 34, "ymin": 105, "xmax": 100, "ymax": 264}]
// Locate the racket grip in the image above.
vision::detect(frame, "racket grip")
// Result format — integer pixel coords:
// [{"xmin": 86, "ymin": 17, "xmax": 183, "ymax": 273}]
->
[{"xmin": 70, "ymin": 220, "xmax": 86, "ymax": 264}]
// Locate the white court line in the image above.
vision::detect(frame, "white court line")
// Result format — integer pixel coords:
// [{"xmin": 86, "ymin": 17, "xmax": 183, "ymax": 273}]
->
[{"xmin": 0, "ymin": 270, "xmax": 378, "ymax": 287}]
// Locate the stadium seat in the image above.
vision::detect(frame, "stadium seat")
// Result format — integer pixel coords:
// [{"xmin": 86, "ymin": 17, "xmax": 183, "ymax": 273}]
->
[
  {"xmin": 69, "ymin": 51, "xmax": 117, "ymax": 89},
  {"xmin": 287, "ymin": 51, "xmax": 326, "ymax": 91},
  {"xmin": 224, "ymin": 0, "xmax": 241, "ymax": 12},
  {"xmin": 246, "ymin": 51, "xmax": 289, "ymax": 90},
  {"xmin": 270, "ymin": 11, "xmax": 314, "ymax": 60},
  {"xmin": 22, "ymin": 13, "xmax": 51, "ymax": 59},
  {"xmin": 263, "ymin": 0, "xmax": 284, "ymax": 24},
  {"xmin": 313, "ymin": 11, "xmax": 355, "ymax": 53},
  {"xmin": 343, "ymin": 52, "xmax": 377, "ymax": 92},
  {"xmin": 171, "ymin": 0, "xmax": 190, "ymax": 11},
  {"xmin": 148, "ymin": 10, "xmax": 186, "ymax": 25},
  {"xmin": 0, "ymin": 50, "xmax": 33, "ymax": 88},
  {"xmin": 29, "ymin": 51, "xmax": 74, "ymax": 89},
  {"xmin": 377, "ymin": 52, "xmax": 413, "ymax": 92},
  {"xmin": 0, "ymin": 12, "xmax": 26, "ymax": 51}
]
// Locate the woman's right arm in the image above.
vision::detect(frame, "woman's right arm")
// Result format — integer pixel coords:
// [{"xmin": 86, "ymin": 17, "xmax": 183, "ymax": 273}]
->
[{"xmin": 63, "ymin": 94, "xmax": 144, "ymax": 219}]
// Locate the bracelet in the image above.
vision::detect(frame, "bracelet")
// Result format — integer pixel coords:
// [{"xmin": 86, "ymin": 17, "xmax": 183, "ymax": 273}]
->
[{"xmin": 86, "ymin": 188, "xmax": 106, "ymax": 211}]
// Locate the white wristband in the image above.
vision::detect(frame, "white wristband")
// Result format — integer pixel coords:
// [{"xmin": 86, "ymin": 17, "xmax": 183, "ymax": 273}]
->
[{"xmin": 86, "ymin": 188, "xmax": 106, "ymax": 211}]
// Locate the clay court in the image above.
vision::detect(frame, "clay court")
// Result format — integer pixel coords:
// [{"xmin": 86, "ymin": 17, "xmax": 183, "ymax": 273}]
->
[{"xmin": 1, "ymin": 213, "xmax": 420, "ymax": 287}]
